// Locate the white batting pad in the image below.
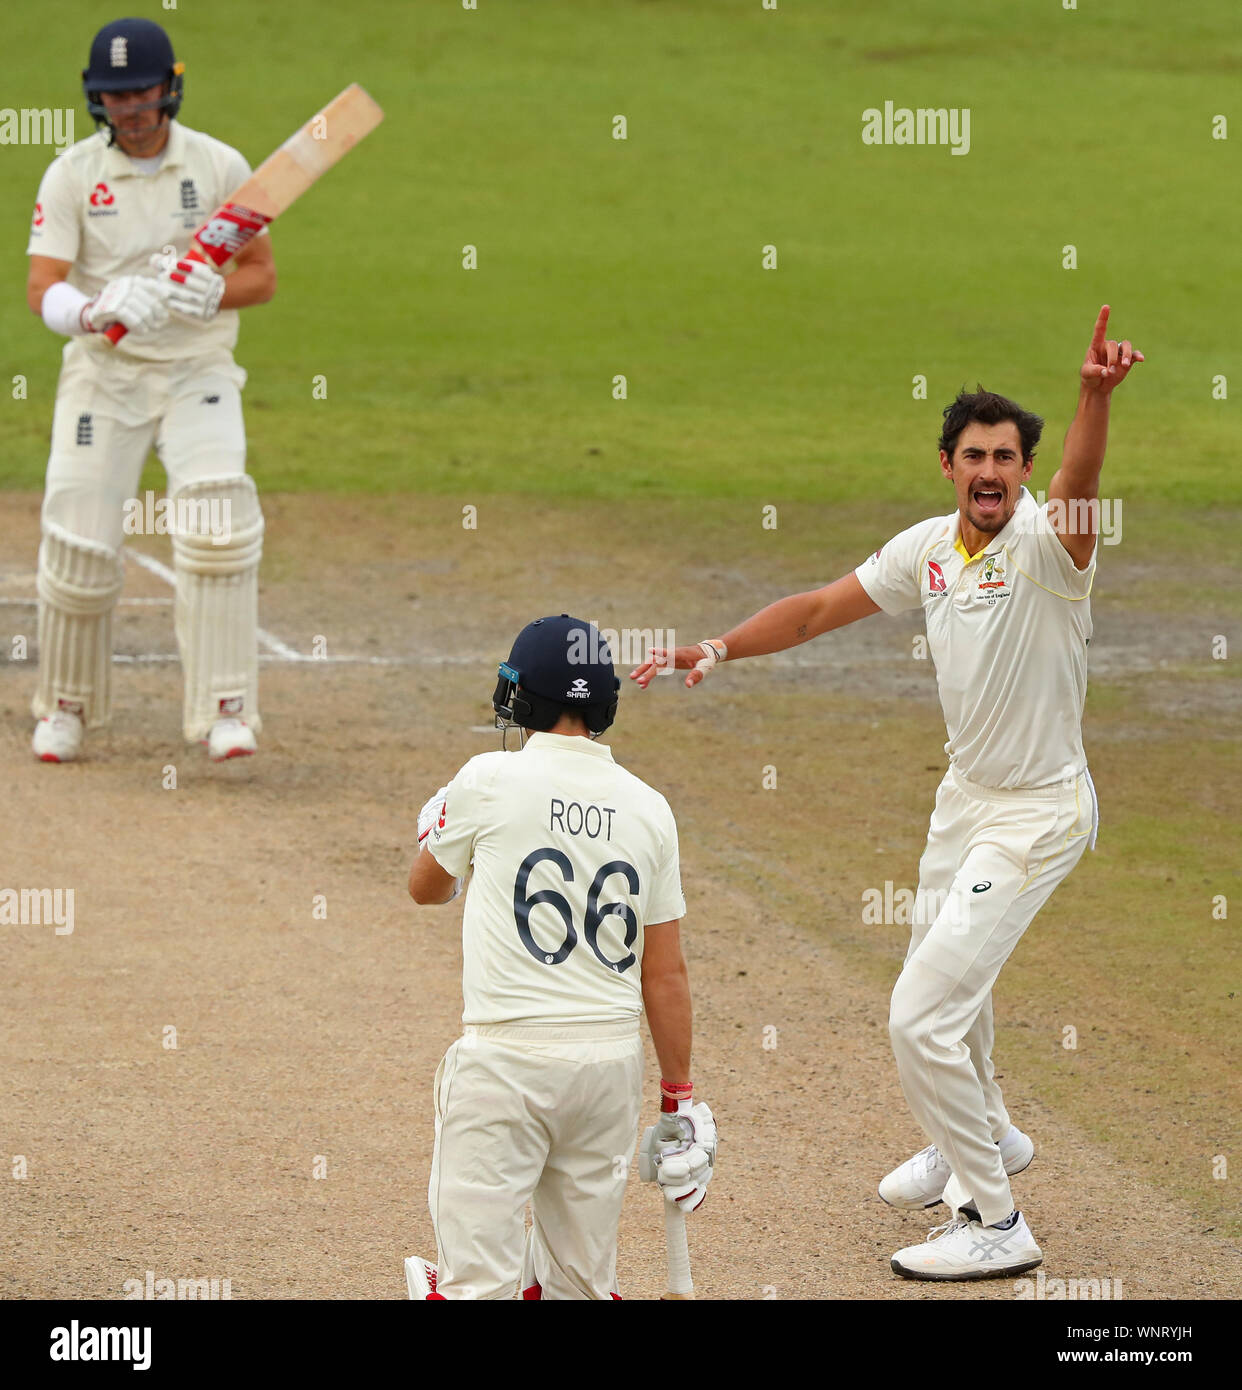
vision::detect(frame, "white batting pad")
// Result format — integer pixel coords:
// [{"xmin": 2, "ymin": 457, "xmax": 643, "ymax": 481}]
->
[
  {"xmin": 171, "ymin": 474, "xmax": 264, "ymax": 741},
  {"xmin": 33, "ymin": 522, "xmax": 124, "ymax": 729}
]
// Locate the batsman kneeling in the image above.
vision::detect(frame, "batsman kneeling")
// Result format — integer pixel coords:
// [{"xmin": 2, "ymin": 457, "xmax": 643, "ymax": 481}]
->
[{"xmin": 404, "ymin": 615, "xmax": 716, "ymax": 1300}]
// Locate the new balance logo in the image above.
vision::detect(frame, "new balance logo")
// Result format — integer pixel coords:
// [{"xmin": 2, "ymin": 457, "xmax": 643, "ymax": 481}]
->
[
  {"xmin": 201, "ymin": 395, "xmax": 220, "ymax": 405},
  {"xmin": 76, "ymin": 414, "xmax": 93, "ymax": 447}
]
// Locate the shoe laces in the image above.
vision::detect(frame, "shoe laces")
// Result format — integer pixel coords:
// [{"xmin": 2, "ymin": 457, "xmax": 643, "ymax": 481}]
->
[
  {"xmin": 911, "ymin": 1144, "xmax": 943, "ymax": 1180},
  {"xmin": 926, "ymin": 1213, "xmax": 970, "ymax": 1242}
]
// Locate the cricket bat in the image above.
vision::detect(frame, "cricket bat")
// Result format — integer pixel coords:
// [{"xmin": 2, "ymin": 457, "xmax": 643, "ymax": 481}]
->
[
  {"xmin": 662, "ymin": 1202, "xmax": 695, "ymax": 1301},
  {"xmin": 639, "ymin": 1121, "xmax": 696, "ymax": 1300},
  {"xmin": 107, "ymin": 82, "xmax": 384, "ymax": 344}
]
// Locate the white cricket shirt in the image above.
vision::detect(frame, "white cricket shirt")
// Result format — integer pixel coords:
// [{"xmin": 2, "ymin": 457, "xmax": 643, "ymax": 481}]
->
[
  {"xmin": 27, "ymin": 121, "xmax": 253, "ymax": 363},
  {"xmin": 855, "ymin": 487, "xmax": 1095, "ymax": 789},
  {"xmin": 427, "ymin": 732, "xmax": 686, "ymax": 1027}
]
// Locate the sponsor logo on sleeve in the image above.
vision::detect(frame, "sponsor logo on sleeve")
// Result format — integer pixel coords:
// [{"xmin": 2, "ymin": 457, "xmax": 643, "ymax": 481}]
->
[{"xmin": 927, "ymin": 559, "xmax": 947, "ymax": 595}]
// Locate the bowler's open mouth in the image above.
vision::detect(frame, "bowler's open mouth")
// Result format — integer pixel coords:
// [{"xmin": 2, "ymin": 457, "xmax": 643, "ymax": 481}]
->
[{"xmin": 973, "ymin": 488, "xmax": 1003, "ymax": 513}]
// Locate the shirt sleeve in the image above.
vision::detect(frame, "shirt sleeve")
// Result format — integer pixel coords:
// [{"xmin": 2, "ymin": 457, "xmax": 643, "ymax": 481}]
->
[
  {"xmin": 1009, "ymin": 501, "xmax": 1097, "ymax": 599},
  {"xmin": 27, "ymin": 156, "xmax": 80, "ymax": 262},
  {"xmin": 645, "ymin": 800, "xmax": 687, "ymax": 924},
  {"xmin": 426, "ymin": 758, "xmax": 489, "ymax": 881},
  {"xmin": 854, "ymin": 518, "xmax": 937, "ymax": 616}
]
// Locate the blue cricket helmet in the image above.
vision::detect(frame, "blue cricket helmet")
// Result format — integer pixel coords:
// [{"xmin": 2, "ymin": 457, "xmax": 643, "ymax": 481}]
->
[
  {"xmin": 83, "ymin": 18, "xmax": 184, "ymax": 138},
  {"xmin": 493, "ymin": 615, "xmax": 620, "ymax": 735}
]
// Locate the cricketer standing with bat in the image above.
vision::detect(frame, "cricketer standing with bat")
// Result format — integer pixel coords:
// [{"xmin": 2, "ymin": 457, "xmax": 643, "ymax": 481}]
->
[
  {"xmin": 633, "ymin": 308, "xmax": 1142, "ymax": 1280},
  {"xmin": 406, "ymin": 616, "xmax": 717, "ymax": 1300},
  {"xmin": 25, "ymin": 17, "xmax": 275, "ymax": 763}
]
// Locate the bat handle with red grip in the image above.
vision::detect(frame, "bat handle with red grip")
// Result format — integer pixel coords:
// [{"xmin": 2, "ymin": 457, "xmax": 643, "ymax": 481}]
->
[{"xmin": 103, "ymin": 245, "xmax": 208, "ymax": 346}]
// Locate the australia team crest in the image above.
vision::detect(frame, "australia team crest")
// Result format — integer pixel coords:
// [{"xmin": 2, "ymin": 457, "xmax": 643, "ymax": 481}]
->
[{"xmin": 976, "ymin": 553, "xmax": 1012, "ymax": 606}]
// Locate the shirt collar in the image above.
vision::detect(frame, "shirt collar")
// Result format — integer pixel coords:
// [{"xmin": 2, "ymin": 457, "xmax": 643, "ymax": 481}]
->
[
  {"xmin": 101, "ymin": 119, "xmax": 186, "ymax": 178},
  {"xmin": 521, "ymin": 731, "xmax": 615, "ymax": 761},
  {"xmin": 952, "ymin": 486, "xmax": 1036, "ymax": 558}
]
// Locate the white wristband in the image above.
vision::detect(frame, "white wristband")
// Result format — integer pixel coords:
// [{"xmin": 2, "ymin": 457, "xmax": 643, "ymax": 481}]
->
[{"xmin": 41, "ymin": 280, "xmax": 93, "ymax": 337}]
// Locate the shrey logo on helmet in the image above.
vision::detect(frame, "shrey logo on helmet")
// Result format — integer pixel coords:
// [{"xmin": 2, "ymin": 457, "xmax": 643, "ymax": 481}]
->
[{"xmin": 83, "ymin": 18, "xmax": 185, "ymax": 147}]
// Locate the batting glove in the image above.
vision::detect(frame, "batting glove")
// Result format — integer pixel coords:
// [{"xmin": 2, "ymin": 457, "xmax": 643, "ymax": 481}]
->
[
  {"xmin": 81, "ymin": 275, "xmax": 171, "ymax": 336},
  {"xmin": 641, "ymin": 1101, "xmax": 718, "ymax": 1212},
  {"xmin": 417, "ymin": 785, "xmax": 450, "ymax": 845},
  {"xmin": 166, "ymin": 257, "xmax": 225, "ymax": 322},
  {"xmin": 417, "ymin": 785, "xmax": 461, "ymax": 900}
]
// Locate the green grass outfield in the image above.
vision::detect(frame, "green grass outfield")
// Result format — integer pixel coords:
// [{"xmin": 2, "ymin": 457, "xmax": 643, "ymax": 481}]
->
[{"xmin": 1, "ymin": 0, "xmax": 1237, "ymax": 503}]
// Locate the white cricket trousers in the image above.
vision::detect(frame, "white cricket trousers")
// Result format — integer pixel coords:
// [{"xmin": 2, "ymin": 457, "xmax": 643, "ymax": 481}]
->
[
  {"xmin": 43, "ymin": 342, "xmax": 248, "ymax": 549},
  {"xmin": 428, "ymin": 1022, "xmax": 643, "ymax": 1300},
  {"xmin": 889, "ymin": 764, "xmax": 1097, "ymax": 1226}
]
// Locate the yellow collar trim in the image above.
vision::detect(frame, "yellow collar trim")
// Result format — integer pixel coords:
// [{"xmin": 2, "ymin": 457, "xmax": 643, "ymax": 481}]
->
[{"xmin": 954, "ymin": 536, "xmax": 983, "ymax": 563}]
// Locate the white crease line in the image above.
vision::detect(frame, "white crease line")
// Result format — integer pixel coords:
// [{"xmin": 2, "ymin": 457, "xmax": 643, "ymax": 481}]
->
[
  {"xmin": 120, "ymin": 549, "xmax": 482, "ymax": 668},
  {"xmin": 109, "ymin": 651, "xmax": 479, "ymax": 667},
  {"xmin": 0, "ymin": 596, "xmax": 172, "ymax": 607}
]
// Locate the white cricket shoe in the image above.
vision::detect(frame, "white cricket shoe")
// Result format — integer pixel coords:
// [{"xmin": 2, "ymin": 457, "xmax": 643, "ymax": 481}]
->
[
  {"xmin": 207, "ymin": 717, "xmax": 257, "ymax": 761},
  {"xmin": 32, "ymin": 709, "xmax": 84, "ymax": 763},
  {"xmin": 878, "ymin": 1124, "xmax": 1034, "ymax": 1210},
  {"xmin": 404, "ymin": 1255, "xmax": 441, "ymax": 1300},
  {"xmin": 891, "ymin": 1208, "xmax": 1043, "ymax": 1281}
]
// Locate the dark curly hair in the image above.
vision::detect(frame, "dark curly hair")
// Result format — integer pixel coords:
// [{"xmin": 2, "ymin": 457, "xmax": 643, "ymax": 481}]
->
[{"xmin": 939, "ymin": 386, "xmax": 1044, "ymax": 463}]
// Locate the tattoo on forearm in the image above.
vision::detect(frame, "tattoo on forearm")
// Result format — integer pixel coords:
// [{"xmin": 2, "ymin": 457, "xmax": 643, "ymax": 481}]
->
[{"xmin": 796, "ymin": 624, "xmax": 807, "ymax": 638}]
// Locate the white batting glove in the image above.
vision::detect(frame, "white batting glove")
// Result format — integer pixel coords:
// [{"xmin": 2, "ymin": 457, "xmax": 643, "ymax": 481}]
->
[
  {"xmin": 418, "ymin": 786, "xmax": 450, "ymax": 846},
  {"xmin": 641, "ymin": 1102, "xmax": 718, "ymax": 1212},
  {"xmin": 166, "ymin": 257, "xmax": 225, "ymax": 322},
  {"xmin": 417, "ymin": 785, "xmax": 461, "ymax": 900},
  {"xmin": 81, "ymin": 275, "xmax": 171, "ymax": 336}
]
